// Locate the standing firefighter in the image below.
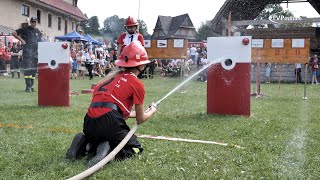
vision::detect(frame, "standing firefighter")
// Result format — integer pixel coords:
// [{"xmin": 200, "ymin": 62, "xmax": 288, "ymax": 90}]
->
[
  {"xmin": 12, "ymin": 17, "xmax": 42, "ymax": 92},
  {"xmin": 117, "ymin": 16, "xmax": 145, "ymax": 58},
  {"xmin": 66, "ymin": 41, "xmax": 157, "ymax": 167}
]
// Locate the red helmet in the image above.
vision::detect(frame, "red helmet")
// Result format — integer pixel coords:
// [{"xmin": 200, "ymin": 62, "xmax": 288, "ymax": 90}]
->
[
  {"xmin": 125, "ymin": 16, "xmax": 139, "ymax": 27},
  {"xmin": 115, "ymin": 41, "xmax": 150, "ymax": 67}
]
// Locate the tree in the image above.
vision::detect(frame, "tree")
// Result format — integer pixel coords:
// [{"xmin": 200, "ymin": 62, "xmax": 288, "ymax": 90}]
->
[
  {"xmin": 103, "ymin": 15, "xmax": 150, "ymax": 40},
  {"xmin": 103, "ymin": 15, "xmax": 126, "ymax": 40},
  {"xmin": 79, "ymin": 13, "xmax": 90, "ymax": 33},
  {"xmin": 79, "ymin": 15, "xmax": 100, "ymax": 35},
  {"xmin": 137, "ymin": 19, "xmax": 150, "ymax": 37},
  {"xmin": 88, "ymin": 16, "xmax": 100, "ymax": 35},
  {"xmin": 255, "ymin": 4, "xmax": 294, "ymax": 28},
  {"xmin": 195, "ymin": 21, "xmax": 218, "ymax": 41}
]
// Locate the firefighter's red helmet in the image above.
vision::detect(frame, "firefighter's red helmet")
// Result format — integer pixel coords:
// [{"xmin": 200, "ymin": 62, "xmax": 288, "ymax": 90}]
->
[
  {"xmin": 125, "ymin": 16, "xmax": 139, "ymax": 27},
  {"xmin": 115, "ymin": 41, "xmax": 150, "ymax": 67}
]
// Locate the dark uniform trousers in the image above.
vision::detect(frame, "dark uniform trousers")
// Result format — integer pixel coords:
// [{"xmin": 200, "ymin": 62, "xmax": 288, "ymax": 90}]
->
[
  {"xmin": 22, "ymin": 45, "xmax": 38, "ymax": 90},
  {"xmin": 83, "ymin": 110, "xmax": 143, "ymax": 160}
]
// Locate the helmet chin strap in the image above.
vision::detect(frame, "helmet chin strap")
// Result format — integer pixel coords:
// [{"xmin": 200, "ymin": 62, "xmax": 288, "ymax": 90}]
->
[{"xmin": 136, "ymin": 64, "xmax": 148, "ymax": 78}]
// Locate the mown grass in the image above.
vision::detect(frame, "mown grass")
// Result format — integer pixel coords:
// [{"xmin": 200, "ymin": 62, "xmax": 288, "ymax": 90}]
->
[{"xmin": 0, "ymin": 76, "xmax": 320, "ymax": 179}]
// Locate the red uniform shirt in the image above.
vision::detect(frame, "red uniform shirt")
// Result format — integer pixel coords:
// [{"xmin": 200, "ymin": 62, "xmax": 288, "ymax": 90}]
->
[
  {"xmin": 0, "ymin": 48, "xmax": 10, "ymax": 61},
  {"xmin": 311, "ymin": 61, "xmax": 318, "ymax": 72},
  {"xmin": 87, "ymin": 72, "xmax": 145, "ymax": 119},
  {"xmin": 117, "ymin": 32, "xmax": 144, "ymax": 53}
]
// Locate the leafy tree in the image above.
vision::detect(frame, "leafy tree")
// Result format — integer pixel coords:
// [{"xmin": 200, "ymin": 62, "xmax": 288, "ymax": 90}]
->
[
  {"xmin": 255, "ymin": 4, "xmax": 293, "ymax": 28},
  {"xmin": 137, "ymin": 19, "xmax": 150, "ymax": 37},
  {"xmin": 103, "ymin": 15, "xmax": 126, "ymax": 40},
  {"xmin": 88, "ymin": 16, "xmax": 100, "ymax": 35},
  {"xmin": 79, "ymin": 13, "xmax": 90, "ymax": 33},
  {"xmin": 195, "ymin": 21, "xmax": 218, "ymax": 41},
  {"xmin": 102, "ymin": 16, "xmax": 150, "ymax": 40},
  {"xmin": 79, "ymin": 15, "xmax": 101, "ymax": 35}
]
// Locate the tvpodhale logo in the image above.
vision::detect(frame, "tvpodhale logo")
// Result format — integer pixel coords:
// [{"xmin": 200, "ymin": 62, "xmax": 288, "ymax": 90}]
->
[{"xmin": 268, "ymin": 13, "xmax": 302, "ymax": 24}]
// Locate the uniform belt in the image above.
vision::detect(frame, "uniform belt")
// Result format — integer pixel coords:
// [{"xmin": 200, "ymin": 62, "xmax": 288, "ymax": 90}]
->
[{"xmin": 89, "ymin": 102, "xmax": 121, "ymax": 113}]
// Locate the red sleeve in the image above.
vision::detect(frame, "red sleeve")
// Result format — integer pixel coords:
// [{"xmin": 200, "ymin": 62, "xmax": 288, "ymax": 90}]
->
[
  {"xmin": 0, "ymin": 49, "xmax": 7, "ymax": 59},
  {"xmin": 131, "ymin": 79, "xmax": 145, "ymax": 105},
  {"xmin": 117, "ymin": 33, "xmax": 126, "ymax": 46},
  {"xmin": 138, "ymin": 34, "xmax": 145, "ymax": 46},
  {"xmin": 5, "ymin": 52, "xmax": 11, "ymax": 60}
]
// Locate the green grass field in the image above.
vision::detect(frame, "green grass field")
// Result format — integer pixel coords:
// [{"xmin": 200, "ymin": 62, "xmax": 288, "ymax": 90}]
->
[{"xmin": 0, "ymin": 76, "xmax": 320, "ymax": 179}]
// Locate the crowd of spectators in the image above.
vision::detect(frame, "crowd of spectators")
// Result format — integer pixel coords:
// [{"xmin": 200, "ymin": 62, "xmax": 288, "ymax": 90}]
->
[
  {"xmin": 68, "ymin": 41, "xmax": 116, "ymax": 80},
  {"xmin": 3, "ymin": 37, "xmax": 319, "ymax": 84},
  {"xmin": 0, "ymin": 39, "xmax": 23, "ymax": 78}
]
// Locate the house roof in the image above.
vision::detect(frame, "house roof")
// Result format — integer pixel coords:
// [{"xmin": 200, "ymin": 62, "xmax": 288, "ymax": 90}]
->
[
  {"xmin": 153, "ymin": 14, "xmax": 195, "ymax": 39},
  {"xmin": 158, "ymin": 16, "xmax": 172, "ymax": 36},
  {"xmin": 0, "ymin": 25, "xmax": 14, "ymax": 34},
  {"xmin": 36, "ymin": 0, "xmax": 87, "ymax": 20}
]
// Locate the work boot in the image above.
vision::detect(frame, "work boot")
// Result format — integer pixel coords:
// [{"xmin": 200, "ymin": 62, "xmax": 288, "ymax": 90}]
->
[
  {"xmin": 30, "ymin": 79, "xmax": 36, "ymax": 92},
  {"xmin": 25, "ymin": 79, "xmax": 31, "ymax": 92},
  {"xmin": 88, "ymin": 141, "xmax": 111, "ymax": 167},
  {"xmin": 115, "ymin": 147, "xmax": 142, "ymax": 161},
  {"xmin": 66, "ymin": 133, "xmax": 87, "ymax": 161}
]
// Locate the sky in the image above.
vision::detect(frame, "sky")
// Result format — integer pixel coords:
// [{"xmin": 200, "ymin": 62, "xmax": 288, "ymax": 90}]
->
[{"xmin": 77, "ymin": 0, "xmax": 320, "ymax": 34}]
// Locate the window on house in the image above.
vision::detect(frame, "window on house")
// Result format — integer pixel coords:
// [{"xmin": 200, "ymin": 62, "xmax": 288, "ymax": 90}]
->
[
  {"xmin": 72, "ymin": 22, "xmax": 74, "ymax": 30},
  {"xmin": 58, "ymin": 17, "xmax": 61, "ymax": 30},
  {"xmin": 37, "ymin": 10, "xmax": 41, "ymax": 24},
  {"xmin": 48, "ymin": 14, "xmax": 52, "ymax": 27},
  {"xmin": 21, "ymin": 4, "xmax": 30, "ymax": 16}
]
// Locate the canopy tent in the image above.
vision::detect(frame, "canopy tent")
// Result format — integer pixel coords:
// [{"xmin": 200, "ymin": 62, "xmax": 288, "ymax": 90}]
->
[
  {"xmin": 54, "ymin": 31, "xmax": 88, "ymax": 41},
  {"xmin": 85, "ymin": 34, "xmax": 103, "ymax": 45}
]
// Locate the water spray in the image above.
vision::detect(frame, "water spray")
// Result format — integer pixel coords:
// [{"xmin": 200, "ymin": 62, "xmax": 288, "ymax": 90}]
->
[
  {"xmin": 0, "ymin": 66, "xmax": 51, "ymax": 74},
  {"xmin": 67, "ymin": 57, "xmax": 225, "ymax": 180},
  {"xmin": 155, "ymin": 57, "xmax": 225, "ymax": 106}
]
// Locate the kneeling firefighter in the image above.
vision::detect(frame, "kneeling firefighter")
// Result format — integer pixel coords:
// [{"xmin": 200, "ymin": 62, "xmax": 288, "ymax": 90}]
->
[{"xmin": 66, "ymin": 41, "xmax": 157, "ymax": 167}]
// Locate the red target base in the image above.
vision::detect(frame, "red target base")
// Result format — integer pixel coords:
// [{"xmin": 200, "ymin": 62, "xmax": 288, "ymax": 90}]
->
[{"xmin": 207, "ymin": 63, "xmax": 251, "ymax": 116}]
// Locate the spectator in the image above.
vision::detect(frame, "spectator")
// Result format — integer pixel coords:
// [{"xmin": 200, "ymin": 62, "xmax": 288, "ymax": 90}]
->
[
  {"xmin": 0, "ymin": 42, "xmax": 8, "ymax": 77},
  {"xmin": 189, "ymin": 45, "xmax": 197, "ymax": 66},
  {"xmin": 310, "ymin": 55, "xmax": 319, "ymax": 85},
  {"xmin": 112, "ymin": 40, "xmax": 118, "ymax": 51},
  {"xmin": 77, "ymin": 51, "xmax": 86, "ymax": 80},
  {"xmin": 4, "ymin": 46, "xmax": 11, "ymax": 76},
  {"xmin": 88, "ymin": 50, "xmax": 95, "ymax": 80},
  {"xmin": 71, "ymin": 58, "xmax": 78, "ymax": 79},
  {"xmin": 199, "ymin": 55, "xmax": 208, "ymax": 82},
  {"xmin": 295, "ymin": 63, "xmax": 302, "ymax": 83},
  {"xmin": 265, "ymin": 63, "xmax": 271, "ymax": 83},
  {"xmin": 10, "ymin": 42, "xmax": 22, "ymax": 78},
  {"xmin": 148, "ymin": 59, "xmax": 156, "ymax": 79},
  {"xmin": 98, "ymin": 54, "xmax": 107, "ymax": 77}
]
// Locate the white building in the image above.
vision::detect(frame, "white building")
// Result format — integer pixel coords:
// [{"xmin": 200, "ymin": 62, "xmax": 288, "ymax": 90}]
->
[{"xmin": 0, "ymin": 0, "xmax": 87, "ymax": 40}]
